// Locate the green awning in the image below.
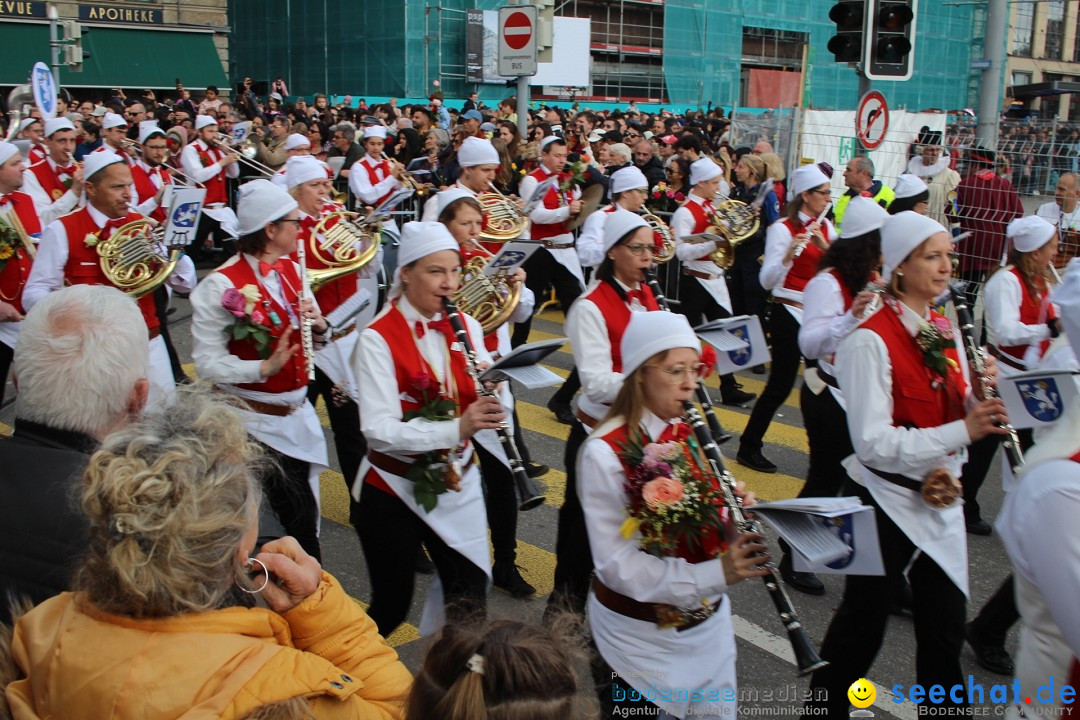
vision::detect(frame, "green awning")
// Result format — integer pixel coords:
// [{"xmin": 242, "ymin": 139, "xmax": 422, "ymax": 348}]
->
[{"xmin": 0, "ymin": 22, "xmax": 227, "ymax": 90}]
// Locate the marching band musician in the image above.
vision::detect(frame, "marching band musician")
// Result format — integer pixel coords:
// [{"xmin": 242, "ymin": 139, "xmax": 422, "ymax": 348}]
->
[
  {"xmin": 580, "ymin": 310, "xmax": 769, "ymax": 719},
  {"xmin": 548, "ymin": 208, "xmax": 662, "ymax": 619},
  {"xmin": 22, "ymin": 151, "xmax": 195, "ymax": 406},
  {"xmin": 0, "ymin": 141, "xmax": 43, "ymax": 406},
  {"xmin": 514, "ymin": 135, "xmax": 584, "ymax": 424},
  {"xmin": 436, "ymin": 188, "xmax": 539, "ymax": 599},
  {"xmin": 351, "ymin": 220, "xmax": 500, "ymax": 637},
  {"xmin": 180, "ymin": 115, "xmax": 241, "ymax": 254},
  {"xmin": 577, "ymin": 165, "xmax": 650, "ymax": 268},
  {"xmin": 669, "ymin": 157, "xmax": 757, "ymax": 408},
  {"xmin": 17, "ymin": 118, "xmax": 45, "ymax": 165},
  {"xmin": 21, "ymin": 117, "xmax": 84, "ymax": 226},
  {"xmin": 419, "ymin": 135, "xmax": 500, "ymax": 222},
  {"xmin": 190, "ymin": 179, "xmax": 330, "ymax": 561},
  {"xmin": 806, "ymin": 211, "xmax": 1011, "ymax": 718},
  {"xmin": 130, "ymin": 122, "xmax": 174, "ymax": 221},
  {"xmin": 286, "ymin": 154, "xmax": 380, "ymax": 497},
  {"xmin": 270, "ymin": 133, "xmax": 313, "ymax": 189},
  {"xmin": 737, "ymin": 164, "xmax": 838, "ymax": 474},
  {"xmin": 93, "ymin": 113, "xmax": 135, "ymax": 166},
  {"xmin": 348, "ymin": 125, "xmax": 405, "ymax": 236},
  {"xmin": 781, "ymin": 196, "xmax": 889, "ymax": 596}
]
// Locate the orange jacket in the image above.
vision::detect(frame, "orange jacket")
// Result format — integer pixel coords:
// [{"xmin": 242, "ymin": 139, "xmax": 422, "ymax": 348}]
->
[{"xmin": 5, "ymin": 573, "xmax": 412, "ymax": 719}]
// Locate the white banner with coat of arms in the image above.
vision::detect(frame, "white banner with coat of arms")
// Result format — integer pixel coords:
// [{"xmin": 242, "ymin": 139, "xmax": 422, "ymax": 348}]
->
[{"xmin": 998, "ymin": 370, "xmax": 1080, "ymax": 429}]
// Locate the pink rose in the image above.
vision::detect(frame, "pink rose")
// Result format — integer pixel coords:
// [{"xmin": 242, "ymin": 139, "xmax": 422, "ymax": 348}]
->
[
  {"xmin": 250, "ymin": 309, "xmax": 268, "ymax": 326},
  {"xmin": 221, "ymin": 287, "xmax": 246, "ymax": 318},
  {"xmin": 642, "ymin": 477, "xmax": 684, "ymax": 509},
  {"xmin": 930, "ymin": 315, "xmax": 953, "ymax": 337}
]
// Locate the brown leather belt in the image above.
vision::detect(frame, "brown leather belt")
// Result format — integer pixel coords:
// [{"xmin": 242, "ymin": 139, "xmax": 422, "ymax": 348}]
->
[
  {"xmin": 592, "ymin": 577, "xmax": 722, "ymax": 632},
  {"xmin": 575, "ymin": 408, "xmax": 601, "ymax": 429},
  {"xmin": 988, "ymin": 345, "xmax": 1027, "ymax": 371},
  {"xmin": 540, "ymin": 239, "xmax": 576, "ymax": 250},
  {"xmin": 213, "ymin": 388, "xmax": 303, "ymax": 417},
  {"xmin": 332, "ymin": 324, "xmax": 357, "ymax": 341},
  {"xmin": 682, "ymin": 267, "xmax": 723, "ymax": 281},
  {"xmin": 148, "ymin": 326, "xmax": 161, "ymax": 340},
  {"xmin": 369, "ymin": 449, "xmax": 475, "ymax": 478},
  {"xmin": 772, "ymin": 296, "xmax": 803, "ymax": 310}
]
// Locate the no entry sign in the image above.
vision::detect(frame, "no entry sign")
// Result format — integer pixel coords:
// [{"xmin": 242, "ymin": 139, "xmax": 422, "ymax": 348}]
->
[{"xmin": 498, "ymin": 5, "xmax": 537, "ymax": 77}]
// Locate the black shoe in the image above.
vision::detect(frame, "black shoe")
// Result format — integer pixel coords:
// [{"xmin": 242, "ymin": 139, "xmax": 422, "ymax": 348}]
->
[
  {"xmin": 415, "ymin": 547, "xmax": 435, "ymax": 575},
  {"xmin": 525, "ymin": 460, "xmax": 550, "ymax": 478},
  {"xmin": 778, "ymin": 554, "xmax": 826, "ymax": 596},
  {"xmin": 720, "ymin": 388, "xmax": 757, "ymax": 407},
  {"xmin": 966, "ymin": 518, "xmax": 993, "ymax": 536},
  {"xmin": 889, "ymin": 580, "xmax": 914, "ymax": 617},
  {"xmin": 547, "ymin": 398, "xmax": 576, "ymax": 425},
  {"xmin": 493, "ymin": 563, "xmax": 537, "ymax": 599},
  {"xmin": 966, "ymin": 622, "xmax": 1014, "ymax": 675},
  {"xmin": 752, "ymin": 364, "xmax": 767, "ymax": 374},
  {"xmin": 736, "ymin": 449, "xmax": 777, "ymax": 473}
]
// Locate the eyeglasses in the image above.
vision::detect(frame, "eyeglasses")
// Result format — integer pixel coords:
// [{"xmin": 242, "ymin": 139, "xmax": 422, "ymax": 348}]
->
[
  {"xmin": 809, "ymin": 188, "xmax": 831, "ymax": 196},
  {"xmin": 273, "ymin": 218, "xmax": 302, "ymax": 226},
  {"xmin": 648, "ymin": 362, "xmax": 707, "ymax": 383},
  {"xmin": 143, "ymin": 144, "xmax": 168, "ymax": 151},
  {"xmin": 622, "ymin": 243, "xmax": 655, "ymax": 256},
  {"xmin": 625, "ymin": 133, "xmax": 640, "ymax": 139}
]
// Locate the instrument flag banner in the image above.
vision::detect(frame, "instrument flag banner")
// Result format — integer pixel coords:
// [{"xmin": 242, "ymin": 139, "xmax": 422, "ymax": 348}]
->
[
  {"xmin": 374, "ymin": 188, "xmax": 414, "ymax": 214},
  {"xmin": 752, "ymin": 497, "xmax": 884, "ymax": 576},
  {"xmin": 695, "ymin": 315, "xmax": 769, "ymax": 373},
  {"xmin": 522, "ymin": 177, "xmax": 558, "ymax": 215},
  {"xmin": 229, "ymin": 121, "xmax": 252, "ymax": 145},
  {"xmin": 997, "ymin": 369, "xmax": 1079, "ymax": 429},
  {"xmin": 483, "ymin": 241, "xmax": 539, "ymax": 276},
  {"xmin": 31, "ymin": 62, "xmax": 56, "ymax": 119},
  {"xmin": 163, "ymin": 187, "xmax": 205, "ymax": 248}
]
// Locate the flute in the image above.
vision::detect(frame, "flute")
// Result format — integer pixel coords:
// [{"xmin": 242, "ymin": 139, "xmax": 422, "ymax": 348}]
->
[
  {"xmin": 643, "ymin": 268, "xmax": 733, "ymax": 444},
  {"xmin": 294, "ymin": 226, "xmax": 316, "ymax": 381},
  {"xmin": 442, "ymin": 297, "xmax": 546, "ymax": 511},
  {"xmin": 683, "ymin": 401, "xmax": 828, "ymax": 676},
  {"xmin": 792, "ymin": 202, "xmax": 833, "ymax": 259}
]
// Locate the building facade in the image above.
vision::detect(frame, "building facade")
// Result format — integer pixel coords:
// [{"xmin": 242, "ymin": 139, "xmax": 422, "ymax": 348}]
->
[
  {"xmin": 230, "ymin": 0, "xmax": 979, "ymax": 112},
  {"xmin": 1006, "ymin": 0, "xmax": 1080, "ymax": 121}
]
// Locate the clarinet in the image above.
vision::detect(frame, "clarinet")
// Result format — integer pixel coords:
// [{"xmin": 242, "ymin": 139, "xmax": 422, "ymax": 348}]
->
[
  {"xmin": 683, "ymin": 401, "xmax": 829, "ymax": 676},
  {"xmin": 643, "ymin": 268, "xmax": 733, "ymax": 444},
  {"xmin": 948, "ymin": 286, "xmax": 1025, "ymax": 473},
  {"xmin": 442, "ymin": 297, "xmax": 546, "ymax": 511}
]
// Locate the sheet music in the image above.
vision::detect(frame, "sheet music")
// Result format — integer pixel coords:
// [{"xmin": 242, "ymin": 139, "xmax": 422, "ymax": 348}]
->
[
  {"xmin": 696, "ymin": 329, "xmax": 749, "ymax": 352},
  {"xmin": 326, "ymin": 288, "xmax": 373, "ymax": 328},
  {"xmin": 489, "ymin": 364, "xmax": 564, "ymax": 389},
  {"xmin": 751, "ymin": 509, "xmax": 854, "ymax": 566}
]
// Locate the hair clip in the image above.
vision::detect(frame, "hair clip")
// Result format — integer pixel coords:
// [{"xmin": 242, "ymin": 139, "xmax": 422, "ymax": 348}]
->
[{"xmin": 466, "ymin": 653, "xmax": 485, "ymax": 675}]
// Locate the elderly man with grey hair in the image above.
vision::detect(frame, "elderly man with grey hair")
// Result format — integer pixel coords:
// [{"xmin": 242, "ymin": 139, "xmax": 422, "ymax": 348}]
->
[
  {"xmin": 0, "ymin": 285, "xmax": 148, "ymax": 623},
  {"xmin": 834, "ymin": 154, "xmax": 895, "ymax": 230}
]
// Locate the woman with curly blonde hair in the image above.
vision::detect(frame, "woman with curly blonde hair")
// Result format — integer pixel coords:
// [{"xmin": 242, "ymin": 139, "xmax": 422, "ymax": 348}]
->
[{"xmin": 3, "ymin": 389, "xmax": 412, "ymax": 720}]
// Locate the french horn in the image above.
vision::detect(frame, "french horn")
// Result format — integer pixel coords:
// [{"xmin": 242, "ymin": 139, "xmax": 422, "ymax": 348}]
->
[
  {"xmin": 306, "ymin": 211, "xmax": 382, "ymax": 291},
  {"xmin": 451, "ymin": 255, "xmax": 522, "ymax": 335},
  {"xmin": 641, "ymin": 212, "xmax": 676, "ymax": 263},
  {"xmin": 96, "ymin": 219, "xmax": 180, "ymax": 298},
  {"xmin": 477, "ymin": 183, "xmax": 528, "ymax": 242},
  {"xmin": 705, "ymin": 199, "xmax": 760, "ymax": 269}
]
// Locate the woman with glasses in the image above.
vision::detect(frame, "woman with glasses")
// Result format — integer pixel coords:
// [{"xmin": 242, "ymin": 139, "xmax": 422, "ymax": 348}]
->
[
  {"xmin": 577, "ymin": 166, "xmax": 653, "ymax": 269},
  {"xmin": 307, "ymin": 120, "xmax": 331, "ymax": 161},
  {"xmin": 579, "ymin": 309, "xmax": 769, "ymax": 719},
  {"xmin": 649, "ymin": 156, "xmax": 690, "ymax": 214},
  {"xmin": 736, "ymin": 164, "xmax": 837, "ymax": 474}
]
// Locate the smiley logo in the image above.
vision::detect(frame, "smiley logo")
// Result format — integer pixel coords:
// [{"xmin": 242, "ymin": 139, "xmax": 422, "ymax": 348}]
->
[{"xmin": 848, "ymin": 678, "xmax": 876, "ymax": 708}]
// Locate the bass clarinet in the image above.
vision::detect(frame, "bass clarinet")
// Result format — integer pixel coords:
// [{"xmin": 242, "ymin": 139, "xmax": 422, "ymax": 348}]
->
[
  {"xmin": 442, "ymin": 297, "xmax": 546, "ymax": 511},
  {"xmin": 683, "ymin": 401, "xmax": 829, "ymax": 676},
  {"xmin": 948, "ymin": 285, "xmax": 1025, "ymax": 473},
  {"xmin": 643, "ymin": 268, "xmax": 733, "ymax": 444}
]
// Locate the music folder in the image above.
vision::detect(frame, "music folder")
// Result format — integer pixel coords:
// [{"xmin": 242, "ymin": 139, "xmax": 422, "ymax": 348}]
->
[
  {"xmin": 751, "ymin": 497, "xmax": 884, "ymax": 575},
  {"xmin": 480, "ymin": 337, "xmax": 566, "ymax": 389}
]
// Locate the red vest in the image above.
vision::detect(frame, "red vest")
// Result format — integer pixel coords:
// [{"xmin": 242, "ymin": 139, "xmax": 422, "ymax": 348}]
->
[
  {"xmin": 93, "ymin": 144, "xmax": 134, "ymax": 167},
  {"xmin": 598, "ymin": 422, "xmax": 726, "ymax": 563},
  {"xmin": 526, "ymin": 167, "xmax": 572, "ymax": 240},
  {"xmin": 0, "ymin": 192, "xmax": 42, "ymax": 313},
  {"xmin": 26, "ymin": 144, "xmax": 45, "ymax": 165},
  {"xmin": 361, "ymin": 158, "xmax": 396, "ymax": 207},
  {"xmin": 60, "ymin": 208, "xmax": 159, "ymax": 331},
  {"xmin": 194, "ymin": 142, "xmax": 228, "ymax": 205},
  {"xmin": 363, "ymin": 301, "xmax": 480, "ymax": 494},
  {"xmin": 860, "ymin": 304, "xmax": 968, "ymax": 430},
  {"xmin": 27, "ymin": 159, "xmax": 70, "ymax": 202},
  {"xmin": 999, "ymin": 266, "xmax": 1057, "ymax": 362},
  {"xmin": 827, "ymin": 268, "xmax": 856, "ymax": 311},
  {"xmin": 781, "ymin": 217, "xmax": 828, "ymax": 293},
  {"xmin": 582, "ymin": 280, "xmax": 660, "ymax": 373},
  {"xmin": 216, "ymin": 257, "xmax": 310, "ymax": 394},
  {"xmin": 683, "ymin": 198, "xmax": 719, "ymax": 261},
  {"xmin": 130, "ymin": 162, "xmax": 172, "ymax": 222},
  {"xmin": 293, "ymin": 207, "xmax": 358, "ymax": 317}
]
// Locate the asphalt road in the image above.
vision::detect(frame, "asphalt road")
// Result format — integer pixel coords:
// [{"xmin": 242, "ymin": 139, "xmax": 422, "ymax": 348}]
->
[{"xmin": 0, "ymin": 289, "xmax": 1020, "ymax": 718}]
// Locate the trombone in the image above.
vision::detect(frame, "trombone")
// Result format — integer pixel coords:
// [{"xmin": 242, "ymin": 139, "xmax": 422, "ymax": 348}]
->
[
  {"xmin": 214, "ymin": 132, "xmax": 276, "ymax": 177},
  {"xmin": 380, "ymin": 153, "xmax": 429, "ymax": 196},
  {"xmin": 120, "ymin": 138, "xmax": 199, "ymax": 185}
]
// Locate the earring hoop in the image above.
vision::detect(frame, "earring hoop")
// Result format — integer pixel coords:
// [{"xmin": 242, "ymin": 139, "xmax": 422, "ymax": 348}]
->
[{"xmin": 237, "ymin": 557, "xmax": 270, "ymax": 594}]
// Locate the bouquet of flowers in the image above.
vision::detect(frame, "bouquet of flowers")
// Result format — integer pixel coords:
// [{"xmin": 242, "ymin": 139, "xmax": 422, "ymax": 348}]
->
[
  {"xmin": 0, "ymin": 214, "xmax": 21, "ymax": 272},
  {"xmin": 221, "ymin": 285, "xmax": 274, "ymax": 359},
  {"xmin": 618, "ymin": 433, "xmax": 728, "ymax": 561},
  {"xmin": 402, "ymin": 371, "xmax": 460, "ymax": 512},
  {"xmin": 559, "ymin": 160, "xmax": 587, "ymax": 194},
  {"xmin": 914, "ymin": 312, "xmax": 959, "ymax": 389}
]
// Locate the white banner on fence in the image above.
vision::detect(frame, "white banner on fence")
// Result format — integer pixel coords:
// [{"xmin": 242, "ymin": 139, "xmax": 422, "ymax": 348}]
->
[{"xmin": 801, "ymin": 111, "xmax": 948, "ymax": 198}]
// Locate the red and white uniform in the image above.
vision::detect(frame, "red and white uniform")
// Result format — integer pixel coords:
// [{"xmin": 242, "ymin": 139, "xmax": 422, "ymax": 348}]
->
[
  {"xmin": 576, "ymin": 204, "xmax": 620, "ymax": 269},
  {"xmin": 671, "ymin": 193, "xmax": 732, "ymax": 312},
  {"xmin": 0, "ymin": 191, "xmax": 43, "ymax": 352},
  {"xmin": 130, "ymin": 157, "xmax": 174, "ymax": 222},
  {"xmin": 25, "ymin": 143, "xmax": 46, "ymax": 166},
  {"xmin": 348, "ymin": 155, "xmax": 404, "ymax": 236},
  {"xmin": 21, "ymin": 156, "xmax": 82, "ymax": 226},
  {"xmin": 351, "ymin": 296, "xmax": 492, "ymax": 633},
  {"xmin": 91, "ymin": 143, "xmax": 135, "ymax": 167},
  {"xmin": 420, "ymin": 180, "xmax": 476, "ymax": 223},
  {"xmin": 518, "ymin": 163, "xmax": 585, "ymax": 288},
  {"xmin": 984, "ymin": 266, "xmax": 1059, "ymax": 373},
  {"xmin": 760, "ymin": 212, "xmax": 839, "ymax": 322},
  {"xmin": 180, "ymin": 137, "xmax": 240, "ymax": 236},
  {"xmin": 23, "ymin": 204, "xmax": 196, "ymax": 405},
  {"xmin": 799, "ymin": 268, "xmax": 859, "ymax": 408}
]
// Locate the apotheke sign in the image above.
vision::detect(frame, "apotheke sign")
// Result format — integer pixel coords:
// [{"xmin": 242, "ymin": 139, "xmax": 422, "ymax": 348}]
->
[{"xmin": 79, "ymin": 4, "xmax": 162, "ymax": 25}]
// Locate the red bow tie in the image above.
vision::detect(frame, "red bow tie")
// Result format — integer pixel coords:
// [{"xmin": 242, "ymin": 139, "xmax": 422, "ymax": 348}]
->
[
  {"xmin": 626, "ymin": 288, "xmax": 647, "ymax": 306},
  {"xmin": 258, "ymin": 259, "xmax": 287, "ymax": 277},
  {"xmin": 0, "ymin": 194, "xmax": 10, "ymax": 208},
  {"xmin": 414, "ymin": 317, "xmax": 453, "ymax": 339},
  {"xmin": 300, "ymin": 215, "xmax": 317, "ymax": 233},
  {"xmin": 56, "ymin": 164, "xmax": 77, "ymax": 176},
  {"xmin": 99, "ymin": 217, "xmax": 128, "ymax": 240},
  {"xmin": 658, "ymin": 422, "xmax": 692, "ymax": 444}
]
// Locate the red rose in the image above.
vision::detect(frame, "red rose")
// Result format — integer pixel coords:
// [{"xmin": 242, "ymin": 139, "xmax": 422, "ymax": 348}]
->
[
  {"xmin": 700, "ymin": 345, "xmax": 717, "ymax": 378},
  {"xmin": 412, "ymin": 372, "xmax": 434, "ymax": 392}
]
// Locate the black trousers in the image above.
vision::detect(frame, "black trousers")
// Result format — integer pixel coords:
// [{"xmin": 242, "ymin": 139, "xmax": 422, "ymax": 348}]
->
[
  {"xmin": 256, "ymin": 440, "xmax": 321, "ymax": 563},
  {"xmin": 960, "ymin": 428, "xmax": 1034, "ymax": 524},
  {"xmin": 0, "ymin": 339, "xmax": 12, "ymax": 407},
  {"xmin": 545, "ymin": 419, "xmax": 591, "ymax": 617},
  {"xmin": 807, "ymin": 484, "xmax": 967, "ymax": 719},
  {"xmin": 676, "ymin": 274, "xmax": 741, "ymax": 396},
  {"xmin": 970, "ymin": 574, "xmax": 1018, "ymax": 646},
  {"xmin": 475, "ymin": 443, "xmax": 519, "ymax": 566},
  {"xmin": 355, "ymin": 483, "xmax": 488, "ymax": 637},
  {"xmin": 306, "ymin": 366, "xmax": 366, "ymax": 497},
  {"xmin": 727, "ymin": 242, "xmax": 767, "ymax": 321},
  {"xmin": 153, "ymin": 285, "xmax": 187, "ymax": 383},
  {"xmin": 740, "ymin": 302, "xmax": 801, "ymax": 453}
]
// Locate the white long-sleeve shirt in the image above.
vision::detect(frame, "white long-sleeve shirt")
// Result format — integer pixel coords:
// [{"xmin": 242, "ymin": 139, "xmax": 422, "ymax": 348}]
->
[
  {"xmin": 576, "ymin": 205, "xmax": 610, "ymax": 268},
  {"xmin": 348, "ymin": 155, "xmax": 403, "ymax": 206},
  {"xmin": 179, "ymin": 139, "xmax": 240, "ymax": 191},
  {"xmin": 759, "ymin": 211, "xmax": 838, "ymax": 294},
  {"xmin": 23, "ymin": 204, "xmax": 196, "ymax": 312},
  {"xmin": 983, "ymin": 268, "xmax": 1053, "ymax": 368},
  {"xmin": 670, "ymin": 193, "xmax": 719, "ymax": 263},
  {"xmin": 21, "ymin": 157, "xmax": 82, "ymax": 226},
  {"xmin": 799, "ymin": 271, "xmax": 861, "ymax": 365},
  {"xmin": 517, "ymin": 164, "xmax": 578, "ymax": 242}
]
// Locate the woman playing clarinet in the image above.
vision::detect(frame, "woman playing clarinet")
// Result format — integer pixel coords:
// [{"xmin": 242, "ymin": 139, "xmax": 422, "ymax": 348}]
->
[
  {"xmin": 351, "ymin": 221, "xmax": 503, "ymax": 637},
  {"xmin": 579, "ymin": 310, "xmax": 768, "ymax": 719},
  {"xmin": 806, "ymin": 211, "xmax": 1011, "ymax": 717}
]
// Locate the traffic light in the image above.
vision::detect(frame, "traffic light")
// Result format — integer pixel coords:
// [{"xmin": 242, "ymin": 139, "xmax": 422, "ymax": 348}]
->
[
  {"xmin": 864, "ymin": 0, "xmax": 917, "ymax": 80},
  {"xmin": 827, "ymin": 1, "xmax": 865, "ymax": 63},
  {"xmin": 61, "ymin": 20, "xmax": 90, "ymax": 72}
]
